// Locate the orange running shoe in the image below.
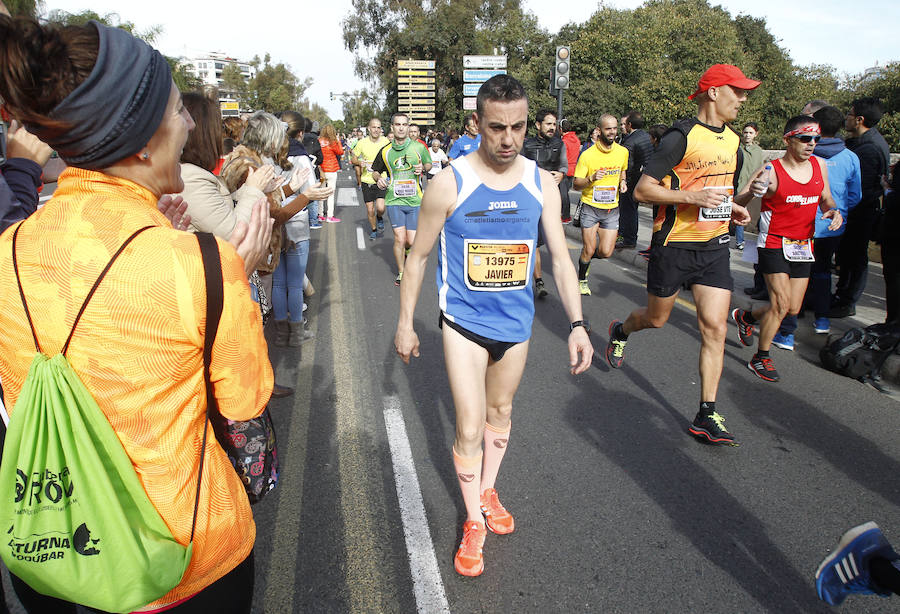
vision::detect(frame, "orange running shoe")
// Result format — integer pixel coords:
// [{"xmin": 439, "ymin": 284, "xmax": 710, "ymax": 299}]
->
[
  {"xmin": 480, "ymin": 488, "xmax": 515, "ymax": 535},
  {"xmin": 454, "ymin": 520, "xmax": 486, "ymax": 576}
]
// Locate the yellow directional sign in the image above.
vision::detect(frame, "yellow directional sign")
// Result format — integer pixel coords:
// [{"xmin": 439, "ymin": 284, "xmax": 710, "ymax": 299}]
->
[
  {"xmin": 398, "ymin": 69, "xmax": 436, "ymax": 77},
  {"xmin": 397, "ymin": 76, "xmax": 436, "ymax": 84},
  {"xmin": 397, "ymin": 83, "xmax": 435, "ymax": 91},
  {"xmin": 220, "ymin": 101, "xmax": 240, "ymax": 117},
  {"xmin": 398, "ymin": 59, "xmax": 435, "ymax": 69},
  {"xmin": 398, "ymin": 105, "xmax": 436, "ymax": 112},
  {"xmin": 409, "ymin": 118, "xmax": 435, "ymax": 125},
  {"xmin": 408, "ymin": 112, "xmax": 435, "ymax": 119},
  {"xmin": 398, "ymin": 91, "xmax": 436, "ymax": 99}
]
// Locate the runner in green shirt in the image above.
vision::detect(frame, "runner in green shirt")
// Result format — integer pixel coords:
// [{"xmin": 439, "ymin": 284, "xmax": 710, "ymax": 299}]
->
[{"xmin": 372, "ymin": 113, "xmax": 432, "ymax": 285}]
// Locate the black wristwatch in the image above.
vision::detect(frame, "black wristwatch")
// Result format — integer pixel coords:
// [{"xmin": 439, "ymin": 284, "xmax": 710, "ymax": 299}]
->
[{"xmin": 569, "ymin": 320, "xmax": 590, "ymax": 333}]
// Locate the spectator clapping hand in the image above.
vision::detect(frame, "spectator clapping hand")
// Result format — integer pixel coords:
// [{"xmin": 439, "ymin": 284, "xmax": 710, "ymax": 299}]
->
[
  {"xmin": 6, "ymin": 120, "xmax": 52, "ymax": 166},
  {"xmin": 304, "ymin": 183, "xmax": 334, "ymax": 203},
  {"xmin": 157, "ymin": 194, "xmax": 191, "ymax": 231},
  {"xmin": 229, "ymin": 196, "xmax": 274, "ymax": 276},
  {"xmin": 245, "ymin": 165, "xmax": 280, "ymax": 194},
  {"xmin": 288, "ymin": 166, "xmax": 311, "ymax": 193}
]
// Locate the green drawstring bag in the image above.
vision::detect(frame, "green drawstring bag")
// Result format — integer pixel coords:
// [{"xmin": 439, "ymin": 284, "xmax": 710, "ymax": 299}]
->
[{"xmin": 0, "ymin": 225, "xmax": 205, "ymax": 613}]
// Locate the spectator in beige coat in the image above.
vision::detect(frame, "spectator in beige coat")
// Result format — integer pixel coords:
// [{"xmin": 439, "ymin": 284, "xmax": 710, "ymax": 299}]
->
[{"xmin": 178, "ymin": 93, "xmax": 278, "ymax": 240}]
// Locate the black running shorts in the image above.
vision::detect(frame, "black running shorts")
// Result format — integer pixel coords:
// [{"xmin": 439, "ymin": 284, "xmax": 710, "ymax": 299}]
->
[
  {"xmin": 646, "ymin": 244, "xmax": 733, "ymax": 297},
  {"xmin": 757, "ymin": 246, "xmax": 813, "ymax": 278},
  {"xmin": 361, "ymin": 182, "xmax": 387, "ymax": 203}
]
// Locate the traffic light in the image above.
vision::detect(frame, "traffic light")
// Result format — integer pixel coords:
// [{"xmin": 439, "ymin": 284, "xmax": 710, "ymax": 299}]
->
[{"xmin": 553, "ymin": 46, "xmax": 570, "ymax": 90}]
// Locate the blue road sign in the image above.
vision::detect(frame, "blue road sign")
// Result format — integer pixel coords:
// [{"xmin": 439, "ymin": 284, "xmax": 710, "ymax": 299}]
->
[
  {"xmin": 463, "ymin": 69, "xmax": 507, "ymax": 83},
  {"xmin": 463, "ymin": 83, "xmax": 481, "ymax": 96}
]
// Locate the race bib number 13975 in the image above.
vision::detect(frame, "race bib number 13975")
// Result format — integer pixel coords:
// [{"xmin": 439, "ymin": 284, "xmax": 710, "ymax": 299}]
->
[{"xmin": 464, "ymin": 239, "xmax": 533, "ymax": 291}]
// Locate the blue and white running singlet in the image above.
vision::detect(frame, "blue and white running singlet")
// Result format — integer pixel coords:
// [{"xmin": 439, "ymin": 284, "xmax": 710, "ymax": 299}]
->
[{"xmin": 437, "ymin": 155, "xmax": 544, "ymax": 342}]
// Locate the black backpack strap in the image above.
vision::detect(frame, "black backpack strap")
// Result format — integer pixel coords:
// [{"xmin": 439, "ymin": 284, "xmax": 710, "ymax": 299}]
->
[
  {"xmin": 12, "ymin": 222, "xmax": 154, "ymax": 356},
  {"xmin": 191, "ymin": 232, "xmax": 224, "ymax": 542},
  {"xmin": 62, "ymin": 226, "xmax": 154, "ymax": 356},
  {"xmin": 12, "ymin": 222, "xmax": 42, "ymax": 353}
]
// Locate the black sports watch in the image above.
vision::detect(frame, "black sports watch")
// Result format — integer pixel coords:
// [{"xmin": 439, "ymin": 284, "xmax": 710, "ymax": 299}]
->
[{"xmin": 569, "ymin": 320, "xmax": 590, "ymax": 333}]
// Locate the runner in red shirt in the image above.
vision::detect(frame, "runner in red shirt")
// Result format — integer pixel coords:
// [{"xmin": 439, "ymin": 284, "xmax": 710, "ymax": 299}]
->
[{"xmin": 732, "ymin": 116, "xmax": 842, "ymax": 382}]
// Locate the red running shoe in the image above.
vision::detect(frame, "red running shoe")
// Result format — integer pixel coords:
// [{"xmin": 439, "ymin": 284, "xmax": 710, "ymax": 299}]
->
[{"xmin": 454, "ymin": 520, "xmax": 486, "ymax": 576}]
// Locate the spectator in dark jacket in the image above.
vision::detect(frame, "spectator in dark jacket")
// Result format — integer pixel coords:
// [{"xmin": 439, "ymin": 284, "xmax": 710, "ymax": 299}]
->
[
  {"xmin": 559, "ymin": 118, "xmax": 580, "ymax": 223},
  {"xmin": 831, "ymin": 97, "xmax": 891, "ymax": 317},
  {"xmin": 301, "ymin": 118, "xmax": 324, "ymax": 228},
  {"xmin": 0, "ymin": 121, "xmax": 52, "ymax": 232},
  {"xmin": 618, "ymin": 110, "xmax": 654, "ymax": 248},
  {"xmin": 883, "ymin": 161, "xmax": 900, "ymax": 323}
]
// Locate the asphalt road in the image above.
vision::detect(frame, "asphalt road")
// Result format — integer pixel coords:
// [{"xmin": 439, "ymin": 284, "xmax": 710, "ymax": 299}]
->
[
  {"xmin": 248, "ymin": 168, "xmax": 900, "ymax": 613},
  {"xmin": 5, "ymin": 168, "xmax": 899, "ymax": 613}
]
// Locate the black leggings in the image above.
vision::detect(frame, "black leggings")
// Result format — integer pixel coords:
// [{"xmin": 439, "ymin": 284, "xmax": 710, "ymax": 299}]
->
[{"xmin": 10, "ymin": 550, "xmax": 254, "ymax": 614}]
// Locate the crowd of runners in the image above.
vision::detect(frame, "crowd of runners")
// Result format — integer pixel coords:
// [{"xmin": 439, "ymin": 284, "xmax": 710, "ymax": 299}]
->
[
  {"xmin": 0, "ymin": 6, "xmax": 898, "ymax": 609},
  {"xmin": 387, "ymin": 66, "xmax": 898, "ymax": 607}
]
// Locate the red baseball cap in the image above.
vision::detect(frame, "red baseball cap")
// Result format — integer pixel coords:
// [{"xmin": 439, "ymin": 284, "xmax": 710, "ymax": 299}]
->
[{"xmin": 689, "ymin": 64, "xmax": 761, "ymax": 100}]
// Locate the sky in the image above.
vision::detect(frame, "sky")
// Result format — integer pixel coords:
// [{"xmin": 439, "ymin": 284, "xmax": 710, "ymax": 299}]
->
[{"xmin": 43, "ymin": 0, "xmax": 900, "ymax": 120}]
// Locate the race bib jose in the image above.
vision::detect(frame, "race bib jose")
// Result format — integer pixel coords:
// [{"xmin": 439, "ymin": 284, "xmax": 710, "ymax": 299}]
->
[
  {"xmin": 698, "ymin": 186, "xmax": 734, "ymax": 222},
  {"xmin": 464, "ymin": 240, "xmax": 533, "ymax": 291}
]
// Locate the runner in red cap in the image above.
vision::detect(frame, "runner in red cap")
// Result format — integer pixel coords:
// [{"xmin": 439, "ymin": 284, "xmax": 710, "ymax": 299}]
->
[
  {"xmin": 689, "ymin": 64, "xmax": 762, "ymax": 100},
  {"xmin": 605, "ymin": 64, "xmax": 759, "ymax": 446}
]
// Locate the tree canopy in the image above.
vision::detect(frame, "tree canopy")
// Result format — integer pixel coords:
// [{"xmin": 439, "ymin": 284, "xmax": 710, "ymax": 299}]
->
[
  {"xmin": 3, "ymin": 0, "xmax": 41, "ymax": 17},
  {"xmin": 343, "ymin": 0, "xmax": 550, "ymax": 130},
  {"xmin": 39, "ymin": 10, "xmax": 323, "ymax": 120},
  {"xmin": 343, "ymin": 0, "xmax": 897, "ymax": 150}
]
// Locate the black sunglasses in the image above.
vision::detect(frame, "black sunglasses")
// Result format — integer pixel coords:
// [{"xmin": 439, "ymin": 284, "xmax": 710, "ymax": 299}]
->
[{"xmin": 792, "ymin": 135, "xmax": 821, "ymax": 143}]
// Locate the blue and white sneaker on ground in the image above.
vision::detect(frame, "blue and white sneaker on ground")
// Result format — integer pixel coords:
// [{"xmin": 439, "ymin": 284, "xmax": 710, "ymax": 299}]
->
[
  {"xmin": 772, "ymin": 332, "xmax": 795, "ymax": 351},
  {"xmin": 814, "ymin": 317, "xmax": 831, "ymax": 334},
  {"xmin": 815, "ymin": 521, "xmax": 899, "ymax": 605}
]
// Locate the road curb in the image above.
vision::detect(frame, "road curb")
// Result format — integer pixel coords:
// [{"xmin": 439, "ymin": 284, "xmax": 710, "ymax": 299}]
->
[{"xmin": 561, "ymin": 220, "xmax": 900, "ymax": 387}]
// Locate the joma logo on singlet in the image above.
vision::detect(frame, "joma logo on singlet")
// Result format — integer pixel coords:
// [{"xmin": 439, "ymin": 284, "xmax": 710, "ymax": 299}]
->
[{"xmin": 488, "ymin": 201, "xmax": 517, "ymax": 211}]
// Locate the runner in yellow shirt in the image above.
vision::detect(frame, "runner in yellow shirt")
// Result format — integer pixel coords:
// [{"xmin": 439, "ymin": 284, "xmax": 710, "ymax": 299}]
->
[
  {"xmin": 351, "ymin": 117, "xmax": 390, "ymax": 239},
  {"xmin": 572, "ymin": 114, "xmax": 629, "ymax": 295}
]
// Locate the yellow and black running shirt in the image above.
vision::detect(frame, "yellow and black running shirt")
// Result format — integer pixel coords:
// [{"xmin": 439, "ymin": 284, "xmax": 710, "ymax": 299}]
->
[
  {"xmin": 574, "ymin": 142, "xmax": 629, "ymax": 210},
  {"xmin": 643, "ymin": 118, "xmax": 743, "ymax": 250}
]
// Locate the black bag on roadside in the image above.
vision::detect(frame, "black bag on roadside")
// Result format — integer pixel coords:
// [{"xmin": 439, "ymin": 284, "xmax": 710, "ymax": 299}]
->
[{"xmin": 820, "ymin": 322, "xmax": 900, "ymax": 382}]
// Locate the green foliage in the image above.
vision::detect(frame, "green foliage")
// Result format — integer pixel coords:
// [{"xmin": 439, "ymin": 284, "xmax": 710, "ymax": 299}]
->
[
  {"xmin": 339, "ymin": 90, "xmax": 384, "ymax": 129},
  {"xmin": 342, "ymin": 0, "xmax": 551, "ymax": 132},
  {"xmin": 839, "ymin": 63, "xmax": 900, "ymax": 150},
  {"xmin": 303, "ymin": 101, "xmax": 331, "ymax": 126},
  {"xmin": 45, "ymin": 9, "xmax": 161, "ymax": 43},
  {"xmin": 342, "ymin": 0, "xmax": 896, "ymax": 149},
  {"xmin": 46, "ymin": 10, "xmax": 201, "ymax": 97},
  {"xmin": 878, "ymin": 113, "xmax": 900, "ymax": 152},
  {"xmin": 221, "ymin": 62, "xmax": 250, "ymax": 105},
  {"xmin": 246, "ymin": 55, "xmax": 312, "ymax": 113},
  {"xmin": 4, "ymin": 0, "xmax": 41, "ymax": 16},
  {"xmin": 166, "ymin": 56, "xmax": 202, "ymax": 93}
]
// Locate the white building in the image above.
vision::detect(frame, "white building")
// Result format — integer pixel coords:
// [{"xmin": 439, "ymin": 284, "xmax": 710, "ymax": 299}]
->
[
  {"xmin": 182, "ymin": 52, "xmax": 256, "ymax": 102},
  {"xmin": 860, "ymin": 64, "xmax": 886, "ymax": 85}
]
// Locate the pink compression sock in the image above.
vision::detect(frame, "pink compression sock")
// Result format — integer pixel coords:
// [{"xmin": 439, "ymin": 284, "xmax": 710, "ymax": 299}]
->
[{"xmin": 480, "ymin": 421, "xmax": 510, "ymax": 493}]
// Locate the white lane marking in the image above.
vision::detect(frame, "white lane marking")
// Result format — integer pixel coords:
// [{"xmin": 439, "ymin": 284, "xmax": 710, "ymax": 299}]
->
[
  {"xmin": 337, "ymin": 187, "xmax": 359, "ymax": 207},
  {"xmin": 382, "ymin": 395, "xmax": 450, "ymax": 614},
  {"xmin": 357, "ymin": 227, "xmax": 366, "ymax": 250}
]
